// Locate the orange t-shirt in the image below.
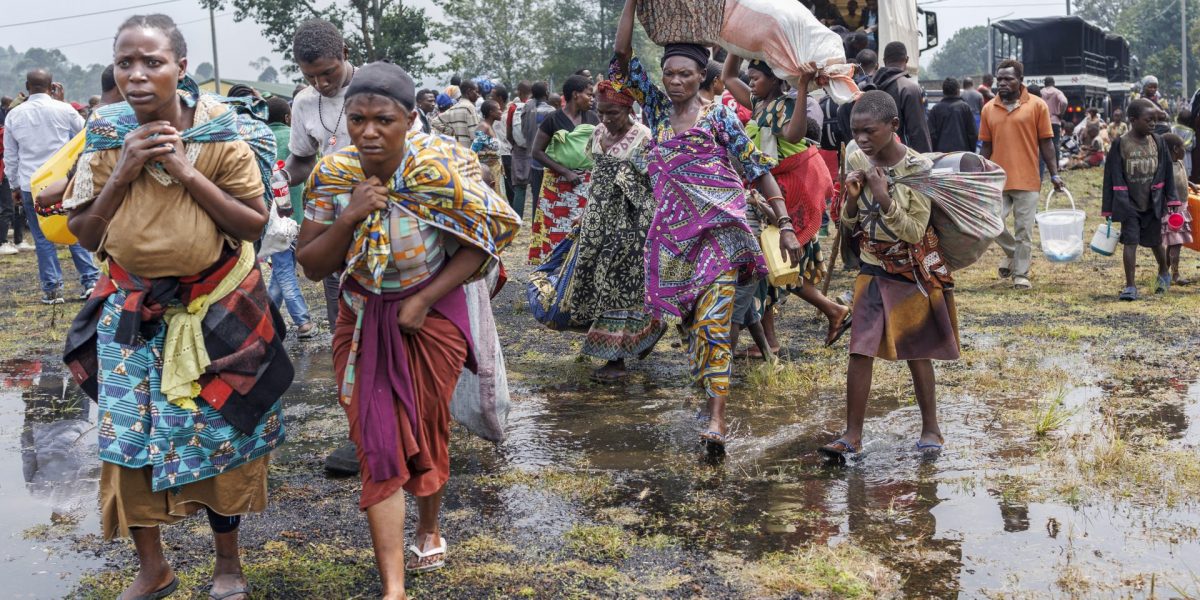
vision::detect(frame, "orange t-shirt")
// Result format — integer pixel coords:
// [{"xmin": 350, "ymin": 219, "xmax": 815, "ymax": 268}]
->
[{"xmin": 979, "ymin": 88, "xmax": 1054, "ymax": 192}]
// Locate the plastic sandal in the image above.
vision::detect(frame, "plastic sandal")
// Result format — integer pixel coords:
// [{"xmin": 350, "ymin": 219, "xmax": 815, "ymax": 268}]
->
[
  {"xmin": 121, "ymin": 577, "xmax": 179, "ymax": 600},
  {"xmin": 825, "ymin": 310, "xmax": 852, "ymax": 347},
  {"xmin": 209, "ymin": 585, "xmax": 252, "ymax": 600},
  {"xmin": 1118, "ymin": 286, "xmax": 1138, "ymax": 302},
  {"xmin": 915, "ymin": 435, "xmax": 945, "ymax": 454},
  {"xmin": 406, "ymin": 536, "xmax": 447, "ymax": 573},
  {"xmin": 1155, "ymin": 275, "xmax": 1171, "ymax": 294},
  {"xmin": 698, "ymin": 430, "xmax": 727, "ymax": 457},
  {"xmin": 818, "ymin": 437, "xmax": 857, "ymax": 463}
]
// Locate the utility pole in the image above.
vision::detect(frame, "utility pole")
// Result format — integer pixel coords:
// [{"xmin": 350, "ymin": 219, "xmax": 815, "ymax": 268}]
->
[
  {"xmin": 1066, "ymin": 0, "xmax": 1070, "ymax": 15},
  {"xmin": 1184, "ymin": 0, "xmax": 1189, "ymax": 99},
  {"xmin": 209, "ymin": 6, "xmax": 221, "ymax": 94}
]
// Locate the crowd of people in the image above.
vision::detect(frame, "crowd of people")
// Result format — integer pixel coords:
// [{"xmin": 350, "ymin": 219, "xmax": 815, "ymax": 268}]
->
[{"xmin": 0, "ymin": 1, "xmax": 1196, "ymax": 598}]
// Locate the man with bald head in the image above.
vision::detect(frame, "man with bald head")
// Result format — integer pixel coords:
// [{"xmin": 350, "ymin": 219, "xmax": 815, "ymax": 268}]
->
[{"xmin": 3, "ymin": 68, "xmax": 98, "ymax": 304}]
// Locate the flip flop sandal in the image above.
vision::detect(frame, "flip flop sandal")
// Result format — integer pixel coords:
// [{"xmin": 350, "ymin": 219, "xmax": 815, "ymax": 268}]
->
[
  {"xmin": 698, "ymin": 430, "xmax": 727, "ymax": 458},
  {"xmin": 1155, "ymin": 275, "xmax": 1171, "ymax": 294},
  {"xmin": 1175, "ymin": 278, "xmax": 1193, "ymax": 286},
  {"xmin": 1118, "ymin": 286, "xmax": 1138, "ymax": 301},
  {"xmin": 825, "ymin": 310, "xmax": 853, "ymax": 347},
  {"xmin": 407, "ymin": 536, "xmax": 447, "ymax": 573},
  {"xmin": 209, "ymin": 585, "xmax": 252, "ymax": 600},
  {"xmin": 589, "ymin": 369, "xmax": 626, "ymax": 384},
  {"xmin": 818, "ymin": 438, "xmax": 857, "ymax": 463},
  {"xmin": 915, "ymin": 435, "xmax": 945, "ymax": 455},
  {"xmin": 121, "ymin": 577, "xmax": 179, "ymax": 600}
]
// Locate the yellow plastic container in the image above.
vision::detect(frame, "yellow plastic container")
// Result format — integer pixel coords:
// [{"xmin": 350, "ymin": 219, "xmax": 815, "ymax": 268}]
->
[
  {"xmin": 759, "ymin": 225, "xmax": 801, "ymax": 288},
  {"xmin": 29, "ymin": 130, "xmax": 84, "ymax": 246}
]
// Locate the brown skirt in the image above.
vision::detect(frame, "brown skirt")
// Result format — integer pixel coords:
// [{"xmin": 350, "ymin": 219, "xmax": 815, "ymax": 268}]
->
[
  {"xmin": 333, "ymin": 299, "xmax": 468, "ymax": 510},
  {"xmin": 99, "ymin": 456, "xmax": 269, "ymax": 540},
  {"xmin": 848, "ymin": 269, "xmax": 960, "ymax": 361}
]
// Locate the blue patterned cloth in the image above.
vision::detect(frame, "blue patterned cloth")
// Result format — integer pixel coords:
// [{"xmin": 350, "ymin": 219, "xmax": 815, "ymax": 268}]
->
[
  {"xmin": 95, "ymin": 293, "xmax": 285, "ymax": 492},
  {"xmin": 83, "ymin": 75, "xmax": 276, "ymax": 207}
]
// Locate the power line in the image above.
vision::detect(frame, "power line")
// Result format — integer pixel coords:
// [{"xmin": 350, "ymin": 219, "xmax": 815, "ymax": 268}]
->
[
  {"xmin": 0, "ymin": 0, "xmax": 185, "ymax": 30},
  {"xmin": 51, "ymin": 12, "xmax": 229, "ymax": 51},
  {"xmin": 918, "ymin": 2, "xmax": 1052, "ymax": 6}
]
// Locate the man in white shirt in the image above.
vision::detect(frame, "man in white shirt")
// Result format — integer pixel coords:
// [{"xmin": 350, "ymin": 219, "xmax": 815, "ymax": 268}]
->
[
  {"xmin": 490, "ymin": 84, "xmax": 515, "ymax": 201},
  {"xmin": 3, "ymin": 69, "xmax": 98, "ymax": 304},
  {"xmin": 280, "ymin": 19, "xmax": 358, "ymax": 475}
]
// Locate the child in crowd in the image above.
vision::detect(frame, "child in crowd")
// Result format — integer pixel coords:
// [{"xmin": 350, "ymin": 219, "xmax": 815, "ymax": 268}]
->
[
  {"xmin": 1172, "ymin": 110, "xmax": 1196, "ymax": 173},
  {"xmin": 1065, "ymin": 124, "xmax": 1105, "ymax": 170},
  {"xmin": 1102, "ymin": 98, "xmax": 1177, "ymax": 300},
  {"xmin": 819, "ymin": 91, "xmax": 958, "ymax": 462},
  {"xmin": 1162, "ymin": 133, "xmax": 1195, "ymax": 285}
]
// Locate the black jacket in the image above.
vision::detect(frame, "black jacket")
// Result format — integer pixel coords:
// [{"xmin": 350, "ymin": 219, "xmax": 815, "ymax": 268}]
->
[
  {"xmin": 872, "ymin": 67, "xmax": 933, "ymax": 153},
  {"xmin": 928, "ymin": 96, "xmax": 977, "ymax": 153},
  {"xmin": 1102, "ymin": 133, "xmax": 1177, "ymax": 221}
]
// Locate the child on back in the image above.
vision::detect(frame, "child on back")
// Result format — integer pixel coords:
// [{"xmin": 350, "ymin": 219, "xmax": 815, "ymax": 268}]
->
[
  {"xmin": 1161, "ymin": 133, "xmax": 1196, "ymax": 285},
  {"xmin": 1102, "ymin": 98, "xmax": 1177, "ymax": 300},
  {"xmin": 819, "ymin": 91, "xmax": 959, "ymax": 462}
]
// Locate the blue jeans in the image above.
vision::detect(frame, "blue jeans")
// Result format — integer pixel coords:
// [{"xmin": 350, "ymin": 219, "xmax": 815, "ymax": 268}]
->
[
  {"xmin": 267, "ymin": 246, "xmax": 311, "ymax": 327},
  {"xmin": 21, "ymin": 191, "xmax": 99, "ymax": 294}
]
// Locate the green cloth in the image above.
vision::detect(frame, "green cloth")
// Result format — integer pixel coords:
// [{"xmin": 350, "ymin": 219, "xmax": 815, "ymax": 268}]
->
[
  {"xmin": 160, "ymin": 242, "xmax": 257, "ymax": 409},
  {"xmin": 269, "ymin": 122, "xmax": 305, "ymax": 225}
]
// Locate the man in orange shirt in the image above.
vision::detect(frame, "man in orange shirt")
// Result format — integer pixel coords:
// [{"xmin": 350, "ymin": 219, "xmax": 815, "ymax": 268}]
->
[{"xmin": 980, "ymin": 59, "xmax": 1065, "ymax": 289}]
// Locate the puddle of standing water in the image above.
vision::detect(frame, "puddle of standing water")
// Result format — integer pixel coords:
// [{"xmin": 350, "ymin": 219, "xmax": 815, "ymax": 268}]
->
[{"xmin": 0, "ymin": 359, "xmax": 105, "ymax": 600}]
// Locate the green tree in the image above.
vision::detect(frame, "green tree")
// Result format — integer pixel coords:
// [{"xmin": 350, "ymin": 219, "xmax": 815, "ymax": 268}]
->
[
  {"xmin": 199, "ymin": 0, "xmax": 437, "ymax": 78},
  {"xmin": 1114, "ymin": 0, "xmax": 1199, "ymax": 97},
  {"xmin": 1074, "ymin": 0, "xmax": 1135, "ymax": 30},
  {"xmin": 926, "ymin": 25, "xmax": 988, "ymax": 81},
  {"xmin": 258, "ymin": 65, "xmax": 280, "ymax": 83},
  {"xmin": 435, "ymin": 0, "xmax": 548, "ymax": 85}
]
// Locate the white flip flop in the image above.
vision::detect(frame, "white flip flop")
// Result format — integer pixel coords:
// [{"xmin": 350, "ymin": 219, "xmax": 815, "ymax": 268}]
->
[{"xmin": 406, "ymin": 535, "xmax": 447, "ymax": 573}]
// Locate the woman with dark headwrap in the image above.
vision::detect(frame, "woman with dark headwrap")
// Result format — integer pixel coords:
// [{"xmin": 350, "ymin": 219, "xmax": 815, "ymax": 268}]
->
[
  {"xmin": 528, "ymin": 75, "xmax": 599, "ymax": 264},
  {"xmin": 612, "ymin": 0, "xmax": 801, "ymax": 456},
  {"xmin": 568, "ymin": 80, "xmax": 665, "ymax": 382},
  {"xmin": 296, "ymin": 62, "xmax": 519, "ymax": 597},
  {"xmin": 723, "ymin": 55, "xmax": 851, "ymax": 352}
]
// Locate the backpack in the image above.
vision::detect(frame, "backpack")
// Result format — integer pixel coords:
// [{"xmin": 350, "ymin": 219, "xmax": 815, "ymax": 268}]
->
[
  {"xmin": 818, "ymin": 95, "xmax": 841, "ymax": 151},
  {"xmin": 511, "ymin": 101, "xmax": 528, "ymax": 148}
]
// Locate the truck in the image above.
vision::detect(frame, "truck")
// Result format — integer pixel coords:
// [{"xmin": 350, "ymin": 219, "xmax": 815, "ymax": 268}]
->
[
  {"xmin": 824, "ymin": 0, "xmax": 939, "ymax": 68},
  {"xmin": 1105, "ymin": 33, "xmax": 1136, "ymax": 115},
  {"xmin": 989, "ymin": 16, "xmax": 1111, "ymax": 118}
]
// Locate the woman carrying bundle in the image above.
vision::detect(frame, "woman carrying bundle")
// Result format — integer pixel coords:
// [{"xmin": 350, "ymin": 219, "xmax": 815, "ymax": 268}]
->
[
  {"xmin": 296, "ymin": 62, "xmax": 519, "ymax": 599},
  {"xmin": 566, "ymin": 80, "xmax": 667, "ymax": 382},
  {"xmin": 722, "ymin": 55, "xmax": 851, "ymax": 354},
  {"xmin": 528, "ymin": 75, "xmax": 598, "ymax": 265},
  {"xmin": 612, "ymin": 0, "xmax": 801, "ymax": 456},
  {"xmin": 472, "ymin": 99, "xmax": 507, "ymax": 201},
  {"xmin": 62, "ymin": 15, "xmax": 291, "ymax": 600}
]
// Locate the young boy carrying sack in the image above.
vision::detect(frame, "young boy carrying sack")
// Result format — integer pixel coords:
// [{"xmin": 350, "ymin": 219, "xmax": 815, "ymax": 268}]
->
[
  {"xmin": 819, "ymin": 91, "xmax": 959, "ymax": 463},
  {"xmin": 1102, "ymin": 98, "xmax": 1177, "ymax": 301}
]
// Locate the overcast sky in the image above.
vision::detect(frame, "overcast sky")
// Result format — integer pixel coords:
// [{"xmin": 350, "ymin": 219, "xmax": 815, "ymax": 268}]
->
[{"xmin": 4, "ymin": 0, "xmax": 1072, "ymax": 83}]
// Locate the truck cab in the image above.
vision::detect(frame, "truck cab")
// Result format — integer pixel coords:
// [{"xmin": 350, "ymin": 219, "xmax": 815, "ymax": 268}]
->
[
  {"xmin": 817, "ymin": 0, "xmax": 939, "ymax": 72},
  {"xmin": 990, "ymin": 16, "xmax": 1109, "ymax": 121}
]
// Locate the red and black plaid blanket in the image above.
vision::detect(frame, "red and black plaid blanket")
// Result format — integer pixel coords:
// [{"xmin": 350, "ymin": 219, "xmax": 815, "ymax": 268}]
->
[{"xmin": 63, "ymin": 248, "xmax": 294, "ymax": 434}]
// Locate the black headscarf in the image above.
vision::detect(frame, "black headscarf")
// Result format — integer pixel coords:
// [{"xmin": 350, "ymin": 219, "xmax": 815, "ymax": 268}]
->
[
  {"xmin": 747, "ymin": 59, "xmax": 778, "ymax": 80},
  {"xmin": 346, "ymin": 61, "xmax": 416, "ymax": 111},
  {"xmin": 661, "ymin": 44, "xmax": 710, "ymax": 71}
]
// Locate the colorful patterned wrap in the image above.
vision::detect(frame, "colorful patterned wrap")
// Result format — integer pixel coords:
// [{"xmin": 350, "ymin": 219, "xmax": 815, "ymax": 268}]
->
[
  {"xmin": 305, "ymin": 133, "xmax": 521, "ymax": 295},
  {"xmin": 78, "ymin": 75, "xmax": 276, "ymax": 208}
]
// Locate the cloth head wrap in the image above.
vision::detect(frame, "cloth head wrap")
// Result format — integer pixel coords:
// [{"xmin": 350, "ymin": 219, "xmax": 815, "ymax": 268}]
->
[
  {"xmin": 661, "ymin": 43, "xmax": 710, "ymax": 70},
  {"xmin": 346, "ymin": 61, "xmax": 416, "ymax": 110},
  {"xmin": 445, "ymin": 85, "xmax": 462, "ymax": 101},
  {"xmin": 436, "ymin": 93, "xmax": 453, "ymax": 111},
  {"xmin": 595, "ymin": 80, "xmax": 635, "ymax": 107},
  {"xmin": 1142, "ymin": 75, "xmax": 1158, "ymax": 87},
  {"xmin": 747, "ymin": 59, "xmax": 778, "ymax": 80}
]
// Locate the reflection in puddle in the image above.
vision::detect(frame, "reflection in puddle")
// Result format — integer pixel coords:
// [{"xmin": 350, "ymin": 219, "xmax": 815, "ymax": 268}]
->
[{"xmin": 0, "ymin": 359, "xmax": 104, "ymax": 599}]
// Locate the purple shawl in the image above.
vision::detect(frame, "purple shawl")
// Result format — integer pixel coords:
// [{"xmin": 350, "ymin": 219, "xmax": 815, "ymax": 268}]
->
[
  {"xmin": 643, "ymin": 127, "xmax": 765, "ymax": 320},
  {"xmin": 345, "ymin": 277, "xmax": 475, "ymax": 482}
]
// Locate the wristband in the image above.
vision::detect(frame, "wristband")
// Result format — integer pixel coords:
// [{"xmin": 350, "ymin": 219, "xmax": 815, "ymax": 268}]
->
[{"xmin": 766, "ymin": 195, "xmax": 785, "ymax": 203}]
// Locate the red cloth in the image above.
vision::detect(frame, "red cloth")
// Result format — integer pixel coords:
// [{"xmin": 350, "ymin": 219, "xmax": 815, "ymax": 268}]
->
[
  {"xmin": 772, "ymin": 145, "xmax": 833, "ymax": 246},
  {"xmin": 721, "ymin": 91, "xmax": 752, "ymax": 125},
  {"xmin": 334, "ymin": 302, "xmax": 468, "ymax": 509}
]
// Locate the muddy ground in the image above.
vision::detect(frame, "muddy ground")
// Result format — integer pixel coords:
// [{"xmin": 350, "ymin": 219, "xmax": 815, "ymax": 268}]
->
[{"xmin": 1, "ymin": 166, "xmax": 1199, "ymax": 599}]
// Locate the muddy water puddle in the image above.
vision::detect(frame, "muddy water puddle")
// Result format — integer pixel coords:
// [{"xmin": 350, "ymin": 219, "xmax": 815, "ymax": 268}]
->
[
  {"xmin": 0, "ymin": 360, "xmax": 104, "ymax": 599},
  {"xmin": 2, "ymin": 344, "xmax": 1199, "ymax": 598}
]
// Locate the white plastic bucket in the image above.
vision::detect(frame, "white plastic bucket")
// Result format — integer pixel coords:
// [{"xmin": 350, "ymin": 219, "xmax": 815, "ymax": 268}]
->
[
  {"xmin": 1089, "ymin": 219, "xmax": 1120, "ymax": 256},
  {"xmin": 1035, "ymin": 189, "xmax": 1085, "ymax": 263}
]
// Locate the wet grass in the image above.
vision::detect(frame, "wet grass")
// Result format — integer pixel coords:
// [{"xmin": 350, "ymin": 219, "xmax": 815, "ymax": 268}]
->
[
  {"xmin": 1032, "ymin": 389, "xmax": 1076, "ymax": 437},
  {"xmin": 716, "ymin": 544, "xmax": 901, "ymax": 599}
]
